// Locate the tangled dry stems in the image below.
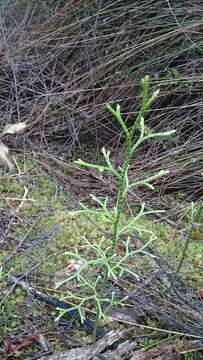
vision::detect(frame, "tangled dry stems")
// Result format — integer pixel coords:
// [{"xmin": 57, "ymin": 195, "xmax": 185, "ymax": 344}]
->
[{"xmin": 0, "ymin": 0, "xmax": 202, "ymax": 199}]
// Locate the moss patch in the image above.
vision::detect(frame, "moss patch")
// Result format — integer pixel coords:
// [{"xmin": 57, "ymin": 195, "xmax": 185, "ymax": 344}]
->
[{"xmin": 0, "ymin": 157, "xmax": 202, "ymax": 354}]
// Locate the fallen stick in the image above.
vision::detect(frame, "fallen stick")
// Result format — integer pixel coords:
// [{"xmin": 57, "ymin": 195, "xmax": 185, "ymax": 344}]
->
[
  {"xmin": 8, "ymin": 275, "xmax": 106, "ymax": 337},
  {"xmin": 38, "ymin": 330, "xmax": 132, "ymax": 360}
]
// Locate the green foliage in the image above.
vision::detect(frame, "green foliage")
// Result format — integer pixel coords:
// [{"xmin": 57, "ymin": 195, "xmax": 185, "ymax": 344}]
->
[
  {"xmin": 56, "ymin": 76, "xmax": 176, "ymax": 334},
  {"xmin": 75, "ymin": 75, "xmax": 175, "ymax": 249},
  {"xmin": 177, "ymin": 199, "xmax": 203, "ymax": 273},
  {"xmin": 0, "ymin": 150, "xmax": 201, "ymax": 348}
]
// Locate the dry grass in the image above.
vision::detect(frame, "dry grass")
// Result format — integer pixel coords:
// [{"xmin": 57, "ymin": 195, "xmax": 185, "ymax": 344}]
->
[{"xmin": 0, "ymin": 0, "xmax": 202, "ymax": 199}]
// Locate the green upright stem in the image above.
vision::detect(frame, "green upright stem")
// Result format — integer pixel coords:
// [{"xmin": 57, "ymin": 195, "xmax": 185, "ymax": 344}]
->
[
  {"xmin": 112, "ymin": 143, "xmax": 132, "ymax": 249},
  {"xmin": 92, "ymin": 268, "xmax": 109, "ymax": 340},
  {"xmin": 177, "ymin": 201, "xmax": 202, "ymax": 273},
  {"xmin": 176, "ymin": 235, "xmax": 191, "ymax": 274}
]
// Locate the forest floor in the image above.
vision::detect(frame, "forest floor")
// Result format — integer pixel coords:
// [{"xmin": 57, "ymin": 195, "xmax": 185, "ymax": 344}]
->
[{"xmin": 0, "ymin": 156, "xmax": 202, "ymax": 359}]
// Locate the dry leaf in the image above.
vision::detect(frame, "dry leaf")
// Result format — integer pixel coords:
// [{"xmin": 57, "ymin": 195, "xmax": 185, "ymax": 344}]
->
[
  {"xmin": 199, "ymin": 291, "xmax": 203, "ymax": 299},
  {"xmin": 3, "ymin": 331, "xmax": 38, "ymax": 359},
  {"xmin": 53, "ymin": 260, "xmax": 82, "ymax": 281},
  {"xmin": 0, "ymin": 142, "xmax": 14, "ymax": 172},
  {"xmin": 1, "ymin": 121, "xmax": 26, "ymax": 136},
  {"xmin": 193, "ymin": 288, "xmax": 203, "ymax": 300},
  {"xmin": 107, "ymin": 305, "xmax": 146, "ymax": 323}
]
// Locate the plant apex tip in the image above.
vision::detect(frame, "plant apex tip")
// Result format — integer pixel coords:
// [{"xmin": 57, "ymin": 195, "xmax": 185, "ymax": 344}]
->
[{"xmin": 116, "ymin": 104, "xmax": 121, "ymax": 112}]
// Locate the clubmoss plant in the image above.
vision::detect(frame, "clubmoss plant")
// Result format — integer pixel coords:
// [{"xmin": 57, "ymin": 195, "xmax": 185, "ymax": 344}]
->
[
  {"xmin": 56, "ymin": 75, "xmax": 176, "ymax": 336},
  {"xmin": 177, "ymin": 199, "xmax": 203, "ymax": 273}
]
